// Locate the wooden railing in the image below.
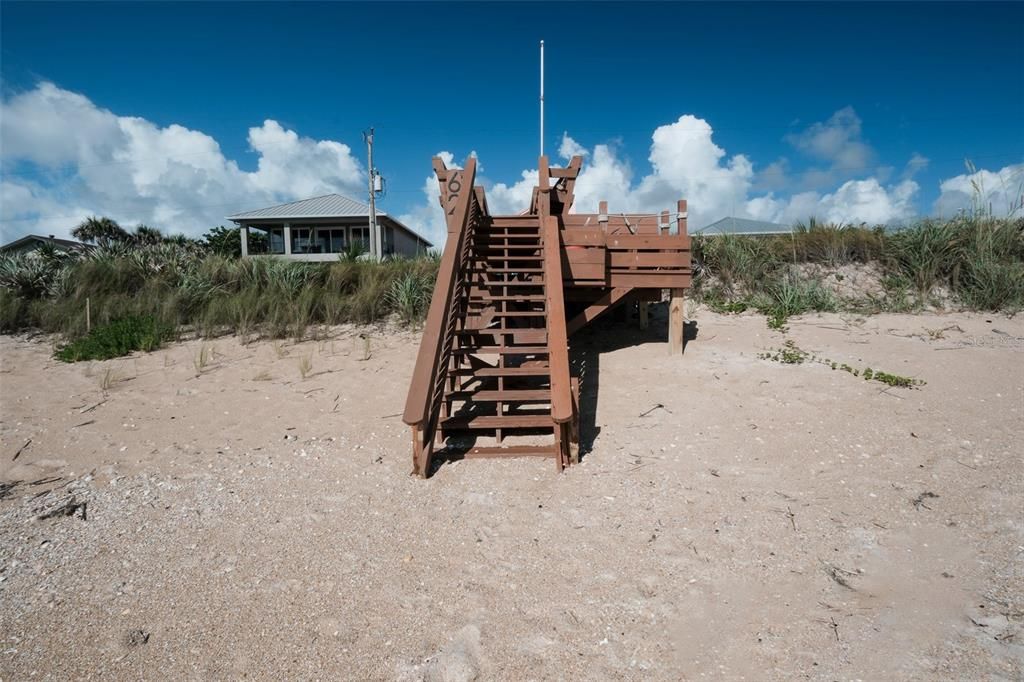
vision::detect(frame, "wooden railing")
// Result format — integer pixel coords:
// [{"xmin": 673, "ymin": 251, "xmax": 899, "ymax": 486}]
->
[
  {"xmin": 403, "ymin": 157, "xmax": 477, "ymax": 476},
  {"xmin": 538, "ymin": 158, "xmax": 573, "ymax": 426}
]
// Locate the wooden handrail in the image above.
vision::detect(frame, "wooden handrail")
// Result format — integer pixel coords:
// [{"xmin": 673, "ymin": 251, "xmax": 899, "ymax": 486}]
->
[
  {"xmin": 541, "ymin": 209, "xmax": 573, "ymax": 425},
  {"xmin": 403, "ymin": 157, "xmax": 477, "ymax": 428}
]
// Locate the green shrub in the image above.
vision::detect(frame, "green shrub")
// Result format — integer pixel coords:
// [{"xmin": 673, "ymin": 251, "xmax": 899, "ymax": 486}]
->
[{"xmin": 55, "ymin": 315, "xmax": 175, "ymax": 362}]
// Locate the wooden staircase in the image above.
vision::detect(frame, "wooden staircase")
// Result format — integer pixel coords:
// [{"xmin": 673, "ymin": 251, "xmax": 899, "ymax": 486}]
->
[{"xmin": 403, "ymin": 155, "xmax": 578, "ymax": 477}]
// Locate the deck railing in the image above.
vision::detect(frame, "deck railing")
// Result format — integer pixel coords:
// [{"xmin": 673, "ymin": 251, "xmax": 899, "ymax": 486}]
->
[{"xmin": 403, "ymin": 158, "xmax": 478, "ymax": 476}]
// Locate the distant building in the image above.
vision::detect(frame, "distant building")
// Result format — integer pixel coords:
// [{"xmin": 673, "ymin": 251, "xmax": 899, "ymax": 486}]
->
[
  {"xmin": 227, "ymin": 193, "xmax": 432, "ymax": 261},
  {"xmin": 0, "ymin": 234, "xmax": 90, "ymax": 256},
  {"xmin": 694, "ymin": 217, "xmax": 791, "ymax": 236}
]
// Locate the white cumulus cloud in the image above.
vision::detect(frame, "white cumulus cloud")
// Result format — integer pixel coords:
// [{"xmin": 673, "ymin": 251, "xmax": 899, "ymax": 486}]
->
[
  {"xmin": 933, "ymin": 163, "xmax": 1023, "ymax": 218},
  {"xmin": 1, "ymin": 82, "xmax": 366, "ymax": 242}
]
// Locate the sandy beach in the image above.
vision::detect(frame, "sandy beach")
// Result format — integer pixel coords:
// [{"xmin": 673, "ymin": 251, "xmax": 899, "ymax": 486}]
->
[{"xmin": 1, "ymin": 307, "xmax": 1022, "ymax": 680}]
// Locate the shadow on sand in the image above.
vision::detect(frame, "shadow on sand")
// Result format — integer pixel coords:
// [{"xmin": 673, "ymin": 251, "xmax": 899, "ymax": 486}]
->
[{"xmin": 429, "ymin": 300, "xmax": 698, "ymax": 473}]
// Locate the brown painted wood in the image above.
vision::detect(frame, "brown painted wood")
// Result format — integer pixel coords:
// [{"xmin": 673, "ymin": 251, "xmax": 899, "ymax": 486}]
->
[
  {"xmin": 443, "ymin": 414, "xmax": 554, "ymax": 430},
  {"xmin": 453, "ymin": 346, "xmax": 549, "ymax": 355},
  {"xmin": 464, "ymin": 445, "xmax": 556, "ymax": 458},
  {"xmin": 609, "ymin": 272, "xmax": 693, "ymax": 288},
  {"xmin": 446, "ymin": 389, "xmax": 551, "ymax": 402},
  {"xmin": 609, "ymin": 251, "xmax": 689, "ymax": 268},
  {"xmin": 669, "ymin": 287, "xmax": 685, "ymax": 355},
  {"xmin": 566, "ymin": 287, "xmax": 632, "ymax": 336}
]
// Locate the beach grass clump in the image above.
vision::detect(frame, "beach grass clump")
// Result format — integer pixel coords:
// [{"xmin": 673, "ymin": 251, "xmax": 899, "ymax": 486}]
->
[{"xmin": 55, "ymin": 315, "xmax": 175, "ymax": 362}]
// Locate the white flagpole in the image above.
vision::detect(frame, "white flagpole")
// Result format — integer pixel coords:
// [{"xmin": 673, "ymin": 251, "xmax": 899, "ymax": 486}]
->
[{"xmin": 540, "ymin": 40, "xmax": 545, "ymax": 158}]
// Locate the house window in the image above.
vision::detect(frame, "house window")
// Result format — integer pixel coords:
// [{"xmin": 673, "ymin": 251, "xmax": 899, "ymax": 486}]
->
[
  {"xmin": 267, "ymin": 229, "xmax": 285, "ymax": 254},
  {"xmin": 315, "ymin": 228, "xmax": 347, "ymax": 253},
  {"xmin": 350, "ymin": 227, "xmax": 370, "ymax": 254},
  {"xmin": 291, "ymin": 228, "xmax": 313, "ymax": 254}
]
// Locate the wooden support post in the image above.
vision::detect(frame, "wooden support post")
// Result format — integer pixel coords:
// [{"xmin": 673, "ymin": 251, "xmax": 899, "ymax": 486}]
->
[
  {"xmin": 669, "ymin": 289, "xmax": 685, "ymax": 355},
  {"xmin": 639, "ymin": 301, "xmax": 649, "ymax": 330},
  {"xmin": 669, "ymin": 199, "xmax": 688, "ymax": 355}
]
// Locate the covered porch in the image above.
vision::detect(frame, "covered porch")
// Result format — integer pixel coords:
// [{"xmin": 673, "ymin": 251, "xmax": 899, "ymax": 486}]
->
[{"xmin": 240, "ymin": 220, "xmax": 381, "ymax": 261}]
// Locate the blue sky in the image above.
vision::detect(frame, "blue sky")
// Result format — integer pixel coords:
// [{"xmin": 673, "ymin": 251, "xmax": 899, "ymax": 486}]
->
[{"xmin": 1, "ymin": 1, "xmax": 1022, "ymax": 244}]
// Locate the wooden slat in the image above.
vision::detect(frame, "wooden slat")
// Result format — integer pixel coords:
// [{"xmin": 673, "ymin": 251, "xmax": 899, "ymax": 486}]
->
[
  {"xmin": 443, "ymin": 414, "xmax": 553, "ymax": 429},
  {"xmin": 454, "ymin": 346, "xmax": 549, "ymax": 355},
  {"xmin": 561, "ymin": 229, "xmax": 605, "ymax": 246},
  {"xmin": 449, "ymin": 365, "xmax": 550, "ymax": 377},
  {"xmin": 464, "ymin": 445, "xmax": 556, "ymax": 458},
  {"xmin": 609, "ymin": 251, "xmax": 690, "ymax": 268},
  {"xmin": 482, "ymin": 255, "xmax": 544, "ymax": 261},
  {"xmin": 562, "ymin": 247, "xmax": 605, "ymax": 264},
  {"xmin": 456, "ymin": 329, "xmax": 547, "ymax": 343},
  {"xmin": 466, "ymin": 310, "xmax": 547, "ymax": 317},
  {"xmin": 562, "ymin": 261, "xmax": 606, "ymax": 281},
  {"xmin": 476, "ymin": 280, "xmax": 545, "ymax": 287},
  {"xmin": 607, "ymin": 234, "xmax": 691, "ymax": 249},
  {"xmin": 467, "ymin": 294, "xmax": 545, "ymax": 301},
  {"xmin": 608, "ymin": 272, "xmax": 692, "ymax": 288},
  {"xmin": 469, "ymin": 267, "xmax": 544, "ymax": 273},
  {"xmin": 446, "ymin": 389, "xmax": 551, "ymax": 402}
]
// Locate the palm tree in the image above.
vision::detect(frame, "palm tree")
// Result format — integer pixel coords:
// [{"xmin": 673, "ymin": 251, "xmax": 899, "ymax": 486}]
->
[
  {"xmin": 72, "ymin": 216, "xmax": 130, "ymax": 246},
  {"xmin": 133, "ymin": 224, "xmax": 164, "ymax": 245}
]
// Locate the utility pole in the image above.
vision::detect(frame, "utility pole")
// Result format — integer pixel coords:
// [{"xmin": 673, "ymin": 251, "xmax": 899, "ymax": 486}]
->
[{"xmin": 364, "ymin": 128, "xmax": 380, "ymax": 260}]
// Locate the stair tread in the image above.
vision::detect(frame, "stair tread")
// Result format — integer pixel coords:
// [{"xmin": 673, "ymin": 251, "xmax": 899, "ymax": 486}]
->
[
  {"xmin": 443, "ymin": 414, "xmax": 553, "ymax": 429},
  {"xmin": 465, "ymin": 311, "xmax": 547, "ymax": 317},
  {"xmin": 446, "ymin": 389, "xmax": 552, "ymax": 401},
  {"xmin": 454, "ymin": 345, "xmax": 549, "ymax": 355},
  {"xmin": 463, "ymin": 445, "xmax": 556, "ymax": 459},
  {"xmin": 473, "ymin": 245, "xmax": 544, "ymax": 251},
  {"xmin": 466, "ymin": 292, "xmax": 544, "ymax": 299},
  {"xmin": 477, "ymin": 280, "xmax": 545, "ymax": 286},
  {"xmin": 482, "ymin": 256, "xmax": 544, "ymax": 261},
  {"xmin": 468, "ymin": 267, "xmax": 544, "ymax": 273},
  {"xmin": 449, "ymin": 366, "xmax": 550, "ymax": 377}
]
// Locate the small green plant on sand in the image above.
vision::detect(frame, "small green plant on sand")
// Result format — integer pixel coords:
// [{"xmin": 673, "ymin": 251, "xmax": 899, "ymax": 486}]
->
[
  {"xmin": 55, "ymin": 315, "xmax": 173, "ymax": 362},
  {"xmin": 193, "ymin": 344, "xmax": 214, "ymax": 377},
  {"xmin": 298, "ymin": 353, "xmax": 313, "ymax": 380},
  {"xmin": 760, "ymin": 341, "xmax": 925, "ymax": 388}
]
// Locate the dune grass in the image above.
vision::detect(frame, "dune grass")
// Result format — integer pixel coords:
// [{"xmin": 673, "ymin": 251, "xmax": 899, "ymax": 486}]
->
[
  {"xmin": 1, "ymin": 215, "xmax": 1020, "ymax": 358},
  {"xmin": 692, "ymin": 216, "xmax": 1023, "ymax": 326},
  {"xmin": 1, "ymin": 245, "xmax": 438, "ymax": 352}
]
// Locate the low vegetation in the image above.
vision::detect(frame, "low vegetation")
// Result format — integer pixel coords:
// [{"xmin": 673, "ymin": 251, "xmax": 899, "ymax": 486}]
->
[
  {"xmin": 694, "ymin": 214, "xmax": 1023, "ymax": 327},
  {"xmin": 759, "ymin": 340, "xmax": 926, "ymax": 388},
  {"xmin": 54, "ymin": 314, "xmax": 174, "ymax": 362},
  {"xmin": 0, "ymin": 222, "xmax": 439, "ymax": 356},
  {"xmin": 1, "ymin": 208, "xmax": 1020, "ymax": 361}
]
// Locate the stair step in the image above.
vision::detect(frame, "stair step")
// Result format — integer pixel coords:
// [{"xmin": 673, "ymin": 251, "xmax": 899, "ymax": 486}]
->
[
  {"xmin": 478, "ymin": 280, "xmax": 545, "ymax": 287},
  {"xmin": 489, "ymin": 217, "xmax": 542, "ymax": 227},
  {"xmin": 446, "ymin": 389, "xmax": 552, "ymax": 402},
  {"xmin": 449, "ymin": 365, "xmax": 550, "ymax": 377},
  {"xmin": 469, "ymin": 267, "xmax": 544, "ymax": 273},
  {"xmin": 473, "ymin": 245, "xmax": 544, "ymax": 251},
  {"xmin": 482, "ymin": 256, "xmax": 544, "ymax": 261},
  {"xmin": 463, "ymin": 445, "xmax": 556, "ymax": 459},
  {"xmin": 443, "ymin": 414, "xmax": 553, "ymax": 430},
  {"xmin": 454, "ymin": 346, "xmax": 549, "ymax": 355},
  {"xmin": 474, "ymin": 232, "xmax": 541, "ymax": 239},
  {"xmin": 466, "ymin": 311, "xmax": 547, "ymax": 318},
  {"xmin": 456, "ymin": 329, "xmax": 547, "ymax": 343},
  {"xmin": 467, "ymin": 295, "xmax": 545, "ymax": 301}
]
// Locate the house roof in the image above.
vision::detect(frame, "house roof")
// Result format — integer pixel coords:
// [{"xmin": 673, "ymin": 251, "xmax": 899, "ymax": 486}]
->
[
  {"xmin": 227, "ymin": 193, "xmax": 432, "ymax": 246},
  {"xmin": 0, "ymin": 234, "xmax": 89, "ymax": 253},
  {"xmin": 227, "ymin": 193, "xmax": 374, "ymax": 220},
  {"xmin": 694, "ymin": 216, "xmax": 791, "ymax": 235}
]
